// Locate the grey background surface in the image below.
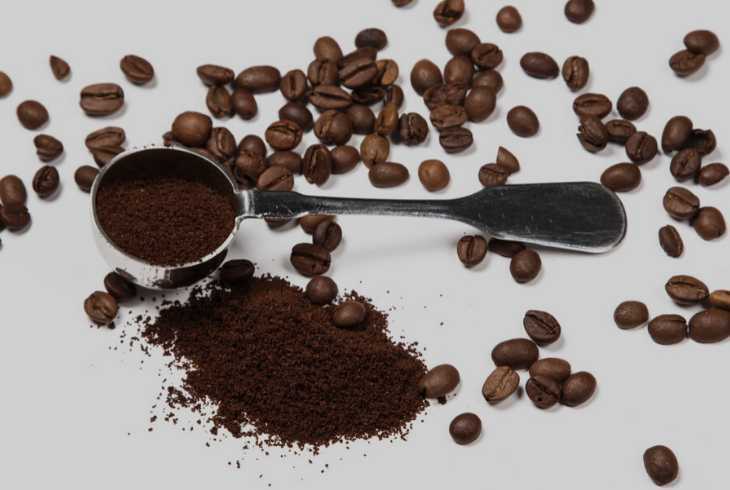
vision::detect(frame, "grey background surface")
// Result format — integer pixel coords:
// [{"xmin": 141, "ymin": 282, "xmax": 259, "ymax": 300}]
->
[{"xmin": 1, "ymin": 0, "xmax": 728, "ymax": 488}]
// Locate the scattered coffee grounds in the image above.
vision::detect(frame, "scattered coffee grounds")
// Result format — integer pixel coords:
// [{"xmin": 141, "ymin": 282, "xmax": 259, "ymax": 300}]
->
[
  {"xmin": 96, "ymin": 167, "xmax": 236, "ymax": 266},
  {"xmin": 140, "ymin": 275, "xmax": 428, "ymax": 451}
]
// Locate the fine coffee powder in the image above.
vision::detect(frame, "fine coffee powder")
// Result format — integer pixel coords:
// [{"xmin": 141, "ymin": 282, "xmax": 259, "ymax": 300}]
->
[{"xmin": 141, "ymin": 276, "xmax": 428, "ymax": 450}]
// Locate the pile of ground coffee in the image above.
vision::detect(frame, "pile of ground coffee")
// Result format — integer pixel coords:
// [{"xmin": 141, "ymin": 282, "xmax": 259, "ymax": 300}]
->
[
  {"xmin": 96, "ymin": 171, "xmax": 236, "ymax": 266},
  {"xmin": 141, "ymin": 275, "xmax": 428, "ymax": 451}
]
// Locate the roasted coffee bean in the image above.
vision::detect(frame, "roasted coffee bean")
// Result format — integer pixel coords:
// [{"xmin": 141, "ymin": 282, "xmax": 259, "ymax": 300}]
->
[
  {"xmin": 419, "ymin": 364, "xmax": 460, "ymax": 398},
  {"xmin": 706, "ymin": 290, "xmax": 730, "ymax": 311},
  {"xmin": 439, "ymin": 126, "xmax": 473, "ymax": 153},
  {"xmin": 278, "ymin": 101, "xmax": 312, "ymax": 132},
  {"xmin": 648, "ymin": 314, "xmax": 687, "ymax": 345},
  {"xmin": 614, "ymin": 301, "xmax": 650, "ymax": 329},
  {"xmin": 482, "ymin": 366, "xmax": 519, "ymax": 404},
  {"xmin": 478, "ymin": 163, "xmax": 510, "ymax": 187},
  {"xmin": 444, "ymin": 55, "xmax": 474, "ymax": 86},
  {"xmin": 419, "ymin": 159, "xmax": 450, "ymax": 191},
  {"xmin": 315, "ymin": 110, "xmax": 353, "ymax": 145},
  {"xmin": 392, "ymin": 0, "xmax": 413, "ymax": 6},
  {"xmin": 697, "ymin": 163, "xmax": 729, "ymax": 186},
  {"xmin": 464, "ymin": 86, "xmax": 496, "ymax": 122},
  {"xmin": 0, "ymin": 71, "xmax": 12, "ymax": 97},
  {"xmin": 279, "ymin": 69, "xmax": 308, "ymax": 101},
  {"xmin": 290, "ymin": 243, "xmax": 331, "ymax": 277},
  {"xmin": 689, "ymin": 309, "xmax": 730, "ymax": 343},
  {"xmin": 17, "ymin": 100, "xmax": 49, "ymax": 129},
  {"xmin": 85, "ymin": 126, "xmax": 125, "ymax": 162},
  {"xmin": 216, "ymin": 259, "xmax": 255, "ymax": 287},
  {"xmin": 523, "ymin": 310, "xmax": 561, "ymax": 346},
  {"xmin": 103, "ymin": 272, "xmax": 138, "ymax": 301},
  {"xmin": 495, "ymin": 147, "xmax": 519, "ymax": 174},
  {"xmin": 33, "ymin": 134, "xmax": 64, "ymax": 162},
  {"xmin": 449, "ymin": 413, "xmax": 481, "ymax": 445},
  {"xmin": 385, "ymin": 85, "xmax": 405, "ymax": 108},
  {"xmin": 299, "ymin": 214, "xmax": 334, "ymax": 234},
  {"xmin": 665, "ymin": 274, "xmax": 709, "ymax": 306},
  {"xmin": 471, "ymin": 43, "xmax": 503, "ymax": 69},
  {"xmin": 507, "ymin": 106, "xmax": 539, "ymax": 137},
  {"xmin": 617, "ymin": 86, "xmax": 649, "ymax": 121},
  {"xmin": 265, "ymin": 120, "xmax": 303, "ymax": 151},
  {"xmin": 520, "ymin": 52, "xmax": 559, "ymax": 79},
  {"xmin": 31, "ymin": 165, "xmax": 59, "ymax": 199},
  {"xmin": 196, "ymin": 64, "xmax": 234, "ymax": 86},
  {"xmin": 346, "ymin": 105, "xmax": 375, "ymax": 134},
  {"xmin": 684, "ymin": 29, "xmax": 720, "ymax": 55},
  {"xmin": 340, "ymin": 46, "xmax": 377, "ymax": 69},
  {"xmin": 313, "ymin": 220, "xmax": 342, "ymax": 252},
  {"xmin": 472, "ymin": 69, "xmax": 503, "ymax": 93},
  {"xmin": 313, "ymin": 36, "xmax": 343, "ymax": 63},
  {"xmin": 526, "ymin": 375, "xmax": 561, "ymax": 409},
  {"xmin": 257, "ymin": 165, "xmax": 294, "ymax": 192},
  {"xmin": 234, "ymin": 151, "xmax": 266, "ymax": 188},
  {"xmin": 74, "ymin": 165, "xmax": 98, "ymax": 193},
  {"xmin": 530, "ymin": 358, "xmax": 572, "ymax": 383},
  {"xmin": 307, "ymin": 59, "xmax": 339, "ymax": 86},
  {"xmin": 410, "ymin": 59, "xmax": 443, "ymax": 95},
  {"xmin": 333, "ymin": 300, "xmax": 367, "ymax": 329},
  {"xmin": 374, "ymin": 59, "xmax": 399, "ymax": 87},
  {"xmin": 562, "ymin": 56, "xmax": 589, "ymax": 91},
  {"xmin": 564, "ymin": 0, "xmax": 594, "ymax": 23},
  {"xmin": 496, "ymin": 6, "xmax": 522, "ymax": 33},
  {"xmin": 488, "ymin": 238, "xmax": 525, "ymax": 258},
  {"xmin": 691, "ymin": 206, "xmax": 726, "ymax": 240},
  {"xmin": 361, "ymin": 134, "xmax": 390, "ymax": 167},
  {"xmin": 369, "ymin": 162, "xmax": 409, "ymax": 188},
  {"xmin": 206, "ymin": 86, "xmax": 233, "ymax": 118},
  {"xmin": 670, "ymin": 148, "xmax": 701, "ymax": 182},
  {"xmin": 577, "ymin": 116, "xmax": 608, "ymax": 153},
  {"xmin": 84, "ymin": 291, "xmax": 118, "ymax": 326},
  {"xmin": 669, "ymin": 49, "xmax": 705, "ymax": 77},
  {"xmin": 239, "ymin": 135, "xmax": 266, "ymax": 157},
  {"xmin": 355, "ymin": 28, "xmax": 388, "ymax": 51},
  {"xmin": 661, "ymin": 116, "xmax": 693, "ymax": 153},
  {"xmin": 605, "ymin": 119, "xmax": 637, "ymax": 144},
  {"xmin": 398, "ymin": 113, "xmax": 429, "ymax": 145},
  {"xmin": 446, "ymin": 28, "xmax": 480, "ymax": 56},
  {"xmin": 0, "ymin": 175, "xmax": 27, "ymax": 210},
  {"xmin": 339, "ymin": 57, "xmax": 378, "ymax": 89},
  {"xmin": 601, "ymin": 163, "xmax": 641, "ymax": 192},
  {"xmin": 235, "ymin": 66, "xmax": 281, "ymax": 93},
  {"xmin": 430, "ymin": 104, "xmax": 467, "ymax": 131},
  {"xmin": 351, "ymin": 86, "xmax": 386, "ymax": 105},
  {"xmin": 80, "ymin": 83, "xmax": 124, "ymax": 116},
  {"xmin": 374, "ymin": 102, "xmax": 399, "ymax": 136},
  {"xmin": 561, "ymin": 372, "xmax": 596, "ymax": 407},
  {"xmin": 643, "ymin": 445, "xmax": 679, "ymax": 487},
  {"xmin": 625, "ymin": 131, "xmax": 658, "ymax": 164},
  {"xmin": 230, "ymin": 88, "xmax": 257, "ymax": 120},
  {"xmin": 457, "ymin": 235, "xmax": 488, "ymax": 267},
  {"xmin": 684, "ymin": 128, "xmax": 716, "ymax": 156},
  {"xmin": 120, "ymin": 55, "xmax": 154, "ymax": 85},
  {"xmin": 433, "ymin": 0, "xmax": 464, "ymax": 28},
  {"xmin": 330, "ymin": 145, "xmax": 360, "ymax": 174},
  {"xmin": 423, "ymin": 83, "xmax": 467, "ymax": 110},
  {"xmin": 49, "ymin": 55, "xmax": 70, "ymax": 80},
  {"xmin": 302, "ymin": 144, "xmax": 333, "ymax": 186},
  {"xmin": 305, "ymin": 276, "xmax": 338, "ymax": 305},
  {"xmin": 573, "ymin": 93, "xmax": 611, "ymax": 119},
  {"xmin": 658, "ymin": 225, "xmax": 684, "ymax": 258},
  {"xmin": 663, "ymin": 186, "xmax": 700, "ymax": 221},
  {"xmin": 172, "ymin": 111, "xmax": 212, "ymax": 147},
  {"xmin": 268, "ymin": 151, "xmax": 303, "ymax": 174},
  {"xmin": 492, "ymin": 338, "xmax": 539, "ymax": 370},
  {"xmin": 0, "ymin": 204, "xmax": 30, "ymax": 231},
  {"xmin": 309, "ymin": 84, "xmax": 352, "ymax": 111},
  {"xmin": 510, "ymin": 248, "xmax": 541, "ymax": 283}
]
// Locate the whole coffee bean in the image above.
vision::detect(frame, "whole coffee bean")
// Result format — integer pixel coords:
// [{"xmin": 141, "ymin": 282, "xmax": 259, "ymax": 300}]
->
[
  {"xmin": 361, "ymin": 134, "xmax": 390, "ymax": 167},
  {"xmin": 496, "ymin": 5, "xmax": 522, "ymax": 33},
  {"xmin": 614, "ymin": 301, "xmax": 649, "ymax": 329},
  {"xmin": 472, "ymin": 70, "xmax": 503, "ymax": 93},
  {"xmin": 471, "ymin": 43, "xmax": 503, "ymax": 69},
  {"xmin": 215, "ymin": 259, "xmax": 255, "ymax": 287},
  {"xmin": 488, "ymin": 238, "xmax": 525, "ymax": 258},
  {"xmin": 684, "ymin": 30, "xmax": 720, "ymax": 55},
  {"xmin": 330, "ymin": 145, "xmax": 360, "ymax": 174},
  {"xmin": 564, "ymin": 0, "xmax": 594, "ymax": 23},
  {"xmin": 196, "ymin": 64, "xmax": 234, "ymax": 86},
  {"xmin": 374, "ymin": 103, "xmax": 399, "ymax": 137},
  {"xmin": 0, "ymin": 175, "xmax": 27, "ymax": 210},
  {"xmin": 0, "ymin": 71, "xmax": 13, "ymax": 96},
  {"xmin": 230, "ymin": 88, "xmax": 257, "ymax": 120},
  {"xmin": 433, "ymin": 0, "xmax": 464, "ymax": 28},
  {"xmin": 449, "ymin": 413, "xmax": 481, "ymax": 445},
  {"xmin": 689, "ymin": 309, "xmax": 730, "ymax": 343},
  {"xmin": 206, "ymin": 86, "xmax": 233, "ymax": 118},
  {"xmin": 457, "ymin": 235, "xmax": 488, "ymax": 267},
  {"xmin": 663, "ymin": 186, "xmax": 700, "ymax": 221},
  {"xmin": 670, "ymin": 148, "xmax": 701, "ymax": 182},
  {"xmin": 74, "ymin": 165, "xmax": 98, "ymax": 193},
  {"xmin": 352, "ymin": 86, "xmax": 387, "ymax": 105},
  {"xmin": 315, "ymin": 110, "xmax": 353, "ymax": 145},
  {"xmin": 80, "ymin": 83, "xmax": 124, "ymax": 116},
  {"xmin": 257, "ymin": 165, "xmax": 294, "ymax": 192},
  {"xmin": 643, "ymin": 445, "xmax": 679, "ymax": 487},
  {"xmin": 423, "ymin": 83, "xmax": 467, "ymax": 110},
  {"xmin": 625, "ymin": 131, "xmax": 658, "ymax": 164},
  {"xmin": 446, "ymin": 28, "xmax": 480, "ymax": 56},
  {"xmin": 529, "ymin": 358, "xmax": 572, "ymax": 383},
  {"xmin": 492, "ymin": 338, "xmax": 539, "ymax": 370},
  {"xmin": 234, "ymin": 151, "xmax": 267, "ymax": 188},
  {"xmin": 84, "ymin": 291, "xmax": 118, "ymax": 326},
  {"xmin": 526, "ymin": 375, "xmax": 561, "ymax": 409},
  {"xmin": 279, "ymin": 69, "xmax": 308, "ymax": 101},
  {"xmin": 392, "ymin": 0, "xmax": 413, "ymax": 6},
  {"xmin": 430, "ymin": 104, "xmax": 467, "ymax": 131},
  {"xmin": 306, "ymin": 276, "xmax": 338, "ymax": 305},
  {"xmin": 268, "ymin": 151, "xmax": 302, "ymax": 174},
  {"xmin": 339, "ymin": 57, "xmax": 378, "ymax": 89},
  {"xmin": 385, "ymin": 85, "xmax": 405, "ymax": 108},
  {"xmin": 661, "ymin": 116, "xmax": 693, "ymax": 153},
  {"xmin": 299, "ymin": 214, "xmax": 334, "ymax": 234},
  {"xmin": 577, "ymin": 116, "xmax": 608, "ymax": 153},
  {"xmin": 309, "ymin": 84, "xmax": 352, "ymax": 111},
  {"xmin": 355, "ymin": 28, "xmax": 388, "ymax": 51},
  {"xmin": 605, "ymin": 119, "xmax": 637, "ymax": 144},
  {"xmin": 103, "ymin": 272, "xmax": 138, "ymax": 301},
  {"xmin": 17, "ymin": 100, "xmax": 49, "ymax": 129},
  {"xmin": 617, "ymin": 86, "xmax": 649, "ymax": 121},
  {"xmin": 333, "ymin": 300, "xmax": 367, "ymax": 329},
  {"xmin": 340, "ymin": 46, "xmax": 378, "ymax": 68},
  {"xmin": 0, "ymin": 204, "xmax": 30, "ymax": 231},
  {"xmin": 418, "ymin": 364, "xmax": 460, "ymax": 398},
  {"xmin": 206, "ymin": 127, "xmax": 237, "ymax": 163},
  {"xmin": 290, "ymin": 243, "xmax": 331, "ymax": 277},
  {"xmin": 307, "ymin": 59, "xmax": 339, "ymax": 86},
  {"xmin": 669, "ymin": 49, "xmax": 705, "ymax": 77},
  {"xmin": 665, "ymin": 274, "xmax": 709, "ymax": 306},
  {"xmin": 419, "ymin": 159, "xmax": 450, "ymax": 192},
  {"xmin": 120, "ymin": 55, "xmax": 154, "ymax": 85},
  {"xmin": 691, "ymin": 206, "xmax": 726, "ymax": 240},
  {"xmin": 172, "ymin": 111, "xmax": 212, "ymax": 147},
  {"xmin": 697, "ymin": 163, "xmax": 729, "ymax": 186},
  {"xmin": 302, "ymin": 144, "xmax": 333, "ymax": 186},
  {"xmin": 444, "ymin": 56, "xmax": 474, "ymax": 86},
  {"xmin": 265, "ymin": 120, "xmax": 303, "ymax": 151},
  {"xmin": 601, "ymin": 163, "xmax": 641, "ymax": 192},
  {"xmin": 313, "ymin": 36, "xmax": 343, "ymax": 63},
  {"xmin": 346, "ymin": 105, "xmax": 375, "ymax": 134},
  {"xmin": 478, "ymin": 163, "xmax": 510, "ymax": 187},
  {"xmin": 495, "ymin": 147, "xmax": 520, "ymax": 174},
  {"xmin": 33, "ymin": 134, "xmax": 64, "ymax": 162},
  {"xmin": 369, "ymin": 162, "xmax": 409, "ymax": 188},
  {"xmin": 706, "ymin": 290, "xmax": 730, "ymax": 311},
  {"xmin": 482, "ymin": 366, "xmax": 520, "ymax": 404},
  {"xmin": 49, "ymin": 55, "xmax": 70, "ymax": 80},
  {"xmin": 683, "ymin": 128, "xmax": 716, "ymax": 156},
  {"xmin": 235, "ymin": 66, "xmax": 281, "ymax": 93},
  {"xmin": 239, "ymin": 135, "xmax": 266, "ymax": 158},
  {"xmin": 374, "ymin": 59, "xmax": 399, "ymax": 87},
  {"xmin": 562, "ymin": 56, "xmax": 590, "ymax": 91},
  {"xmin": 313, "ymin": 220, "xmax": 342, "ymax": 252},
  {"xmin": 523, "ymin": 310, "xmax": 561, "ymax": 346},
  {"xmin": 658, "ymin": 225, "xmax": 684, "ymax": 258},
  {"xmin": 648, "ymin": 314, "xmax": 688, "ymax": 345},
  {"xmin": 410, "ymin": 59, "xmax": 443, "ymax": 95},
  {"xmin": 439, "ymin": 126, "xmax": 474, "ymax": 153},
  {"xmin": 507, "ymin": 106, "xmax": 539, "ymax": 137},
  {"xmin": 278, "ymin": 102, "xmax": 312, "ymax": 132},
  {"xmin": 573, "ymin": 93, "xmax": 612, "ymax": 119},
  {"xmin": 510, "ymin": 248, "xmax": 541, "ymax": 283},
  {"xmin": 520, "ymin": 52, "xmax": 559, "ymax": 79},
  {"xmin": 85, "ymin": 126, "xmax": 125, "ymax": 154},
  {"xmin": 560, "ymin": 372, "xmax": 596, "ymax": 407},
  {"xmin": 398, "ymin": 113, "xmax": 429, "ymax": 145},
  {"xmin": 464, "ymin": 87, "xmax": 496, "ymax": 122},
  {"xmin": 32, "ymin": 165, "xmax": 59, "ymax": 199}
]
